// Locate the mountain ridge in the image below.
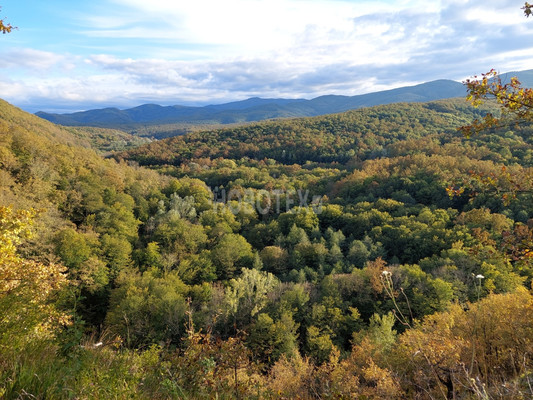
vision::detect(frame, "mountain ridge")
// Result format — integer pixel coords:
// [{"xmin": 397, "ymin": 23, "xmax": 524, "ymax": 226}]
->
[
  {"xmin": 34, "ymin": 69, "xmax": 533, "ymax": 137},
  {"xmin": 35, "ymin": 79, "xmax": 465, "ymax": 129}
]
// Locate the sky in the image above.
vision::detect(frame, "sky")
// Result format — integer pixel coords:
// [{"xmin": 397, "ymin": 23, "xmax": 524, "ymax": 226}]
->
[{"xmin": 1, "ymin": 0, "xmax": 533, "ymax": 113}]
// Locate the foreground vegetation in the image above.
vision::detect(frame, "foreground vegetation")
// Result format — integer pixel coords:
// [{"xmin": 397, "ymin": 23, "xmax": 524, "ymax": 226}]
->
[{"xmin": 1, "ymin": 95, "xmax": 533, "ymax": 398}]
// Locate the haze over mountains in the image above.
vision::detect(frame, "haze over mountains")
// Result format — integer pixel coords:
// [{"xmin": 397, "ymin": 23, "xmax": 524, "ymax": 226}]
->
[
  {"xmin": 36, "ymin": 79, "xmax": 465, "ymax": 129},
  {"xmin": 34, "ymin": 70, "xmax": 533, "ymax": 138}
]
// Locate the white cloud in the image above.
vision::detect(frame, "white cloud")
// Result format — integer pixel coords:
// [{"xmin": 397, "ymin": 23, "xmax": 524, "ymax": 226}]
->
[
  {"xmin": 3, "ymin": 0, "xmax": 533, "ymax": 112},
  {"xmin": 83, "ymin": 0, "xmax": 437, "ymax": 58},
  {"xmin": 462, "ymin": 4, "xmax": 526, "ymax": 26},
  {"xmin": 0, "ymin": 48, "xmax": 68, "ymax": 71}
]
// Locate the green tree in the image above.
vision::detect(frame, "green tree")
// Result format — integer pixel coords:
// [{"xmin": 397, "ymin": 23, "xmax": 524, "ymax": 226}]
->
[
  {"xmin": 347, "ymin": 239, "xmax": 370, "ymax": 268},
  {"xmin": 101, "ymin": 234, "xmax": 132, "ymax": 276},
  {"xmin": 306, "ymin": 325, "xmax": 335, "ymax": 364},
  {"xmin": 365, "ymin": 312, "xmax": 397, "ymax": 350},
  {"xmin": 77, "ymin": 256, "xmax": 109, "ymax": 293},
  {"xmin": 53, "ymin": 228, "xmax": 95, "ymax": 269},
  {"xmin": 277, "ymin": 283, "xmax": 310, "ymax": 326},
  {"xmin": 96, "ymin": 201, "xmax": 140, "ymax": 243},
  {"xmin": 168, "ymin": 193, "xmax": 197, "ymax": 220},
  {"xmin": 199, "ymin": 205, "xmax": 240, "ymax": 237},
  {"xmin": 278, "ymin": 207, "xmax": 319, "ymax": 235},
  {"xmin": 211, "ymin": 233, "xmax": 253, "ymax": 279},
  {"xmin": 135, "ymin": 241, "xmax": 163, "ymax": 270},
  {"xmin": 153, "ymin": 215, "xmax": 207, "ymax": 260},
  {"xmin": 247, "ymin": 312, "xmax": 299, "ymax": 368},
  {"xmin": 224, "ymin": 268, "xmax": 279, "ymax": 326},
  {"xmin": 105, "ymin": 268, "xmax": 188, "ymax": 346},
  {"xmin": 260, "ymin": 245, "xmax": 289, "ymax": 275},
  {"xmin": 177, "ymin": 250, "xmax": 216, "ymax": 284}
]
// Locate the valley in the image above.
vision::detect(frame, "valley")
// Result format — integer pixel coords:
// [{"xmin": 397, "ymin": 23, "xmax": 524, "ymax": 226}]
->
[{"xmin": 1, "ymin": 91, "xmax": 533, "ymax": 398}]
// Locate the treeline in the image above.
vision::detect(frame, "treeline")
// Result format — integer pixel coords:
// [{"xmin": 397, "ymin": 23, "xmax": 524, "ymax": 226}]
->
[
  {"xmin": 120, "ymin": 99, "xmax": 501, "ymax": 165},
  {"xmin": 1, "ymin": 97, "xmax": 532, "ymax": 398}
]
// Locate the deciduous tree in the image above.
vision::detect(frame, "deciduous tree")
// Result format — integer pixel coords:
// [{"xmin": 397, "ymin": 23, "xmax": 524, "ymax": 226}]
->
[
  {"xmin": 0, "ymin": 7, "xmax": 13, "ymax": 34},
  {"xmin": 459, "ymin": 4, "xmax": 533, "ymax": 137},
  {"xmin": 0, "ymin": 206, "xmax": 68, "ymax": 351}
]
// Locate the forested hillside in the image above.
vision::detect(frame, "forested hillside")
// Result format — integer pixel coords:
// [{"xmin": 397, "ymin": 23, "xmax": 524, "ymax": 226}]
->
[
  {"xmin": 121, "ymin": 99, "xmax": 499, "ymax": 165},
  {"xmin": 35, "ymin": 79, "xmax": 467, "ymax": 133},
  {"xmin": 1, "ymin": 97, "xmax": 533, "ymax": 399}
]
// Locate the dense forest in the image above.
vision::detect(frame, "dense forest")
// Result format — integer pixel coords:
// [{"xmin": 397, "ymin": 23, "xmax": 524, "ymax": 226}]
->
[{"xmin": 1, "ymin": 94, "xmax": 533, "ymax": 399}]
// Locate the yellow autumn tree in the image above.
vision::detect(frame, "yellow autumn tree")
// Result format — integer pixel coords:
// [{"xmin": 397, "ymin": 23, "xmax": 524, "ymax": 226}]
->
[
  {"xmin": 459, "ymin": 69, "xmax": 533, "ymax": 137},
  {"xmin": 392, "ymin": 288, "xmax": 533, "ymax": 399},
  {"xmin": 0, "ymin": 206, "xmax": 68, "ymax": 348},
  {"xmin": 0, "ymin": 7, "xmax": 14, "ymax": 34}
]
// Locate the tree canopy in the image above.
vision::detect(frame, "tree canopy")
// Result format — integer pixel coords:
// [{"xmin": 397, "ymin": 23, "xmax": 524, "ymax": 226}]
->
[{"xmin": 1, "ymin": 7, "xmax": 533, "ymax": 391}]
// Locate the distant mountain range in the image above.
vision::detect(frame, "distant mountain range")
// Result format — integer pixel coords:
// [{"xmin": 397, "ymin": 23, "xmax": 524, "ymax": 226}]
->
[{"xmin": 35, "ymin": 70, "xmax": 533, "ymax": 135}]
